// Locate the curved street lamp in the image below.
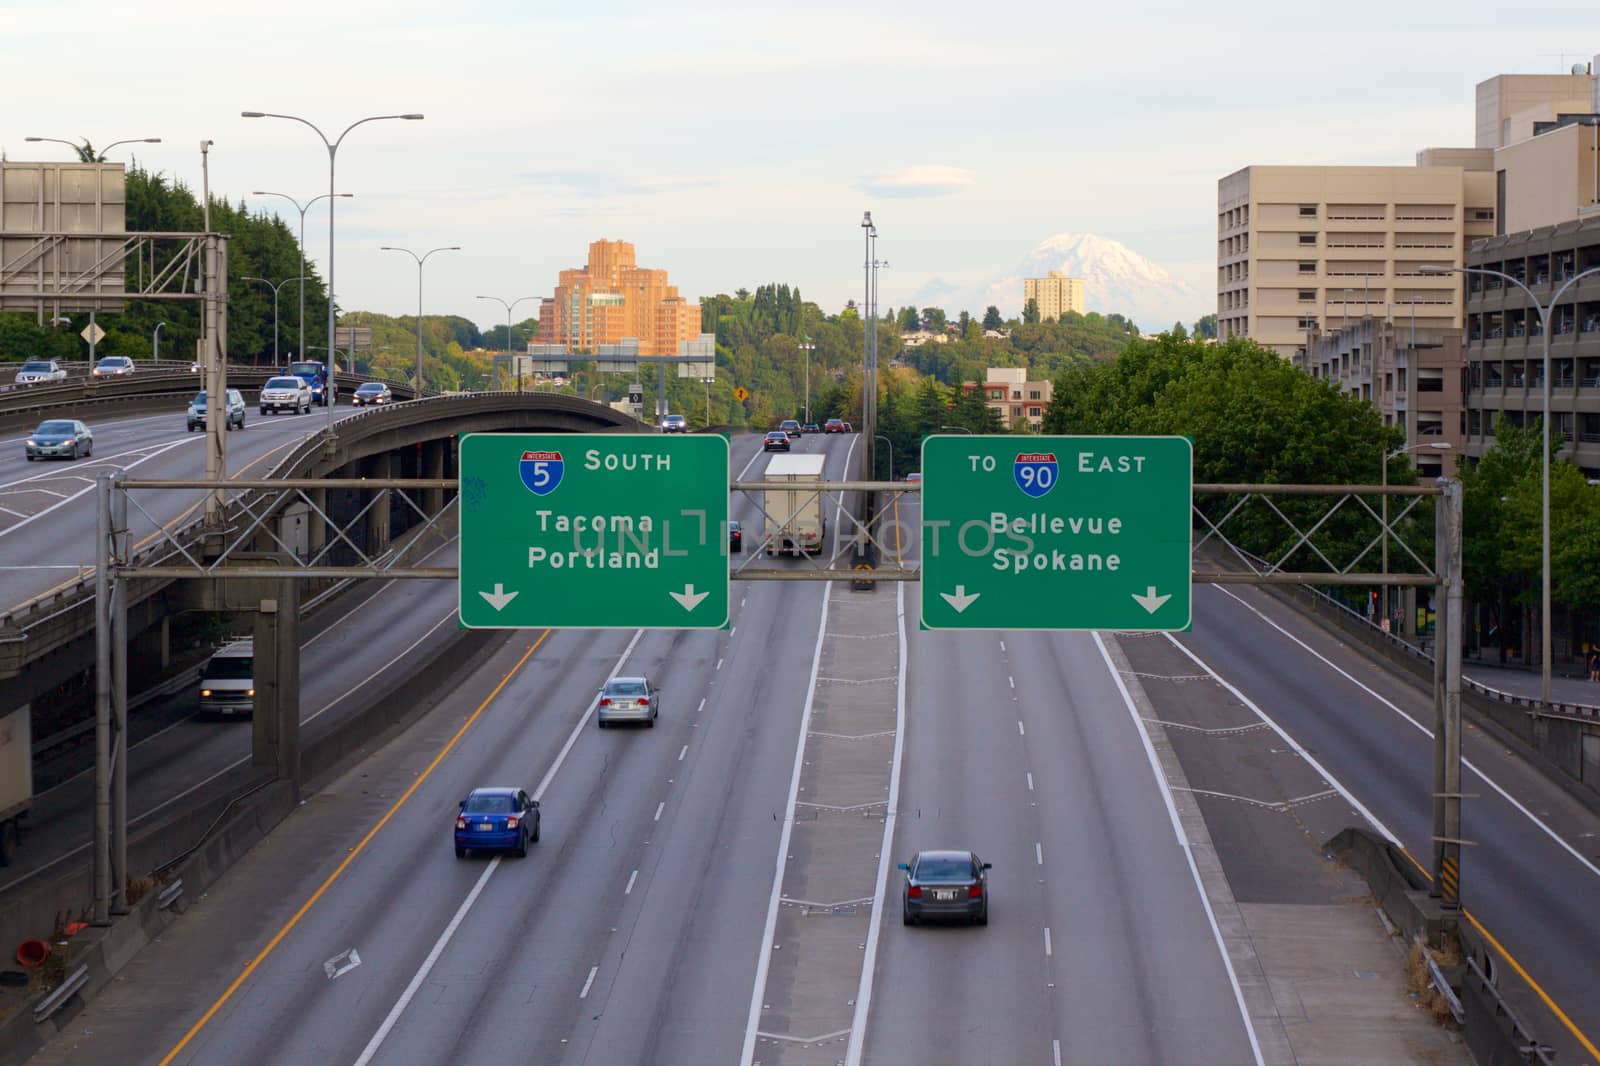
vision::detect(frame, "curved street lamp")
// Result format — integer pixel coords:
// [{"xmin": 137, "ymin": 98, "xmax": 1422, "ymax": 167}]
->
[
  {"xmin": 251, "ymin": 191, "xmax": 353, "ymax": 363},
  {"xmin": 382, "ymin": 246, "xmax": 460, "ymax": 392},
  {"xmin": 1422, "ymin": 262, "xmax": 1600, "ymax": 702},
  {"xmin": 240, "ymin": 275, "xmax": 312, "ymax": 368},
  {"xmin": 25, "ymin": 135, "xmax": 161, "ymax": 161},
  {"xmin": 476, "ymin": 294, "xmax": 539, "ymax": 390},
  {"xmin": 242, "ymin": 110, "xmax": 423, "ymax": 428}
]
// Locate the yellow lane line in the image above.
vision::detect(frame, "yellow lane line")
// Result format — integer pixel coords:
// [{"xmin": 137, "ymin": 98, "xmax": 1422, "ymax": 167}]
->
[
  {"xmin": 1396, "ymin": 848, "xmax": 1599, "ymax": 1059},
  {"xmin": 157, "ymin": 628, "xmax": 551, "ymax": 1066}
]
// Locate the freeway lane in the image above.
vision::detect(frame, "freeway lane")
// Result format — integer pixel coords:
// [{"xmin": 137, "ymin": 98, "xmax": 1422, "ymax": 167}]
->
[
  {"xmin": 28, "ymin": 431, "xmax": 863, "ymax": 1066},
  {"xmin": 1167, "ymin": 581, "xmax": 1600, "ymax": 1060},
  {"xmin": 0, "ymin": 403, "xmax": 361, "ymax": 615},
  {"xmin": 859, "ymin": 492, "xmax": 1259, "ymax": 1066}
]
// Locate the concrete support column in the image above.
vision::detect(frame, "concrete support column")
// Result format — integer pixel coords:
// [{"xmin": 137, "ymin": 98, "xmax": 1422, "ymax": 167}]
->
[
  {"xmin": 251, "ymin": 580, "xmax": 301, "ymax": 797},
  {"xmin": 424, "ymin": 439, "xmax": 446, "ymax": 515},
  {"xmin": 366, "ymin": 451, "xmax": 392, "ymax": 554},
  {"xmin": 307, "ymin": 487, "xmax": 327, "ymax": 560},
  {"xmin": 132, "ymin": 616, "xmax": 171, "ymax": 672}
]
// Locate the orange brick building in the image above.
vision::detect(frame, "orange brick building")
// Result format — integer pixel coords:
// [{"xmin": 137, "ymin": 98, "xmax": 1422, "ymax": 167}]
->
[{"xmin": 538, "ymin": 239, "xmax": 702, "ymax": 356}]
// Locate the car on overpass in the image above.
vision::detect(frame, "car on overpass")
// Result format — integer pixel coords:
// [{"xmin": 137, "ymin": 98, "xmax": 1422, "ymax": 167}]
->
[
  {"xmin": 597, "ymin": 676, "xmax": 657, "ymax": 728},
  {"xmin": 454, "ymin": 787, "xmax": 539, "ymax": 858},
  {"xmin": 780, "ymin": 419, "xmax": 802, "ymax": 437},
  {"xmin": 351, "ymin": 381, "xmax": 393, "ymax": 406},
  {"xmin": 285, "ymin": 360, "xmax": 335, "ymax": 406},
  {"xmin": 187, "ymin": 388, "xmax": 246, "ymax": 432},
  {"xmin": 660, "ymin": 413, "xmax": 688, "ymax": 433},
  {"xmin": 900, "ymin": 849, "xmax": 990, "ymax": 925},
  {"xmin": 24, "ymin": 419, "xmax": 93, "ymax": 461},
  {"xmin": 729, "ymin": 518, "xmax": 743, "ymax": 553},
  {"xmin": 14, "ymin": 360, "xmax": 66, "ymax": 385},
  {"xmin": 763, "ymin": 430, "xmax": 791, "ymax": 452},
  {"xmin": 91, "ymin": 355, "xmax": 136, "ymax": 378},
  {"xmin": 825, "ymin": 418, "xmax": 845, "ymax": 434},
  {"xmin": 804, "ymin": 422, "xmax": 820, "ymax": 434},
  {"xmin": 260, "ymin": 376, "xmax": 313, "ymax": 415}
]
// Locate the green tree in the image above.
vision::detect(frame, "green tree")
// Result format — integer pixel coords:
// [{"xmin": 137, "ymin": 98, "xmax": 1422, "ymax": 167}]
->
[
  {"xmin": 921, "ymin": 307, "xmax": 947, "ymax": 332},
  {"xmin": 1022, "ymin": 298, "xmax": 1041, "ymax": 325},
  {"xmin": 897, "ymin": 306, "xmax": 920, "ymax": 331},
  {"xmin": 1192, "ymin": 313, "xmax": 1218, "ymax": 340},
  {"xmin": 982, "ymin": 306, "xmax": 1003, "ymax": 330},
  {"xmin": 1169, "ymin": 321, "xmax": 1189, "ymax": 340}
]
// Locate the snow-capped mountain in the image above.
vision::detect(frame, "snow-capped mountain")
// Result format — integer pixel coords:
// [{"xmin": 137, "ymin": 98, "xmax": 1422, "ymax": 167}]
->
[{"xmin": 974, "ymin": 233, "xmax": 1200, "ymax": 331}]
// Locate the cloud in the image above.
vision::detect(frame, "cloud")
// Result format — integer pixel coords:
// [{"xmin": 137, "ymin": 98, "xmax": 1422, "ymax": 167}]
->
[
  {"xmin": 858, "ymin": 165, "xmax": 975, "ymax": 199},
  {"xmin": 909, "ymin": 277, "xmax": 962, "ymax": 307},
  {"xmin": 517, "ymin": 171, "xmax": 720, "ymax": 199}
]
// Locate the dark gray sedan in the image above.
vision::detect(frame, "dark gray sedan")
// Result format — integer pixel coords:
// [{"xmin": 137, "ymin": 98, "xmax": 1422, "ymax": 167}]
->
[
  {"xmin": 25, "ymin": 419, "xmax": 93, "ymax": 461},
  {"xmin": 900, "ymin": 849, "xmax": 990, "ymax": 925}
]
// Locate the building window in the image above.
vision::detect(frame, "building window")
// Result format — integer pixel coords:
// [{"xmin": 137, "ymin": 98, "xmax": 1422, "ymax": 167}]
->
[
  {"xmin": 1297, "ymin": 317, "xmax": 1317, "ymax": 330},
  {"xmin": 1298, "ymin": 289, "xmax": 1315, "ymax": 301},
  {"xmin": 1299, "ymin": 204, "xmax": 1317, "ymax": 217},
  {"xmin": 1028, "ymin": 390, "xmax": 1041, "ymax": 400},
  {"xmin": 1298, "ymin": 262, "xmax": 1316, "ymax": 274},
  {"xmin": 1299, "ymin": 233, "xmax": 1316, "ymax": 245}
]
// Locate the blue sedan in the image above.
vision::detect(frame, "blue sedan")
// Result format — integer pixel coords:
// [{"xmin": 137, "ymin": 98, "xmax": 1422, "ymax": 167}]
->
[{"xmin": 455, "ymin": 787, "xmax": 540, "ymax": 858}]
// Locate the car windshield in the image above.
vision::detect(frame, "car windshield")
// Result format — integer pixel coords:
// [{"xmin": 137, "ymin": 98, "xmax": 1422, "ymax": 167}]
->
[
  {"xmin": 356, "ymin": 383, "xmax": 383, "ymax": 393},
  {"xmin": 767, "ymin": 432, "xmax": 786, "ymax": 438},
  {"xmin": 204, "ymin": 656, "xmax": 253, "ymax": 679},
  {"xmin": 608, "ymin": 681, "xmax": 648, "ymax": 696},
  {"xmin": 266, "ymin": 377, "xmax": 301, "ymax": 389},
  {"xmin": 464, "ymin": 794, "xmax": 515, "ymax": 814},
  {"xmin": 729, "ymin": 520, "xmax": 741, "ymax": 530},
  {"xmin": 36, "ymin": 420, "xmax": 74, "ymax": 434},
  {"xmin": 287, "ymin": 363, "xmax": 321, "ymax": 375},
  {"xmin": 915, "ymin": 856, "xmax": 973, "ymax": 880},
  {"xmin": 20, "ymin": 362, "xmax": 50, "ymax": 371},
  {"xmin": 96, "ymin": 358, "xmax": 122, "ymax": 367},
  {"xmin": 192, "ymin": 391, "xmax": 207, "ymax": 404}
]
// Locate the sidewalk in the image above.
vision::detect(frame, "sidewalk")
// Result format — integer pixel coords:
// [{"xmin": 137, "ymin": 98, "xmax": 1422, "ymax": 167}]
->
[{"xmin": 1463, "ymin": 661, "xmax": 1600, "ymax": 708}]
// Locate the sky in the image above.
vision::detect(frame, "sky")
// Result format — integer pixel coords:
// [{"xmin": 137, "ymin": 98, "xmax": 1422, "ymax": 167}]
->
[{"xmin": 3, "ymin": 0, "xmax": 1596, "ymax": 333}]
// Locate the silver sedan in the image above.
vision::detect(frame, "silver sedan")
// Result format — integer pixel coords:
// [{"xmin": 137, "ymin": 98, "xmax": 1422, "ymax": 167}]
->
[
  {"xmin": 597, "ymin": 676, "xmax": 658, "ymax": 728},
  {"xmin": 900, "ymin": 849, "xmax": 991, "ymax": 925}
]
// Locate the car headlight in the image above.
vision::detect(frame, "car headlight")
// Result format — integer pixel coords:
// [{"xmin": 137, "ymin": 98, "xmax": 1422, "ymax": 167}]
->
[
  {"xmin": 200, "ymin": 689, "xmax": 211, "ymax": 697},
  {"xmin": 25, "ymin": 439, "xmax": 36, "ymax": 446},
  {"xmin": 246, "ymin": 689, "xmax": 255, "ymax": 697}
]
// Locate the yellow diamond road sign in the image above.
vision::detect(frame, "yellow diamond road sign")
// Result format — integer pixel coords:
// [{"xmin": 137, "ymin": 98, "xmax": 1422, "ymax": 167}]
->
[{"xmin": 733, "ymin": 386, "xmax": 749, "ymax": 402}]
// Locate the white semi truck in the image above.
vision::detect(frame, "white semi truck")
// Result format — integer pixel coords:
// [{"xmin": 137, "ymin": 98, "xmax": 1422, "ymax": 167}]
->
[
  {"xmin": 763, "ymin": 453, "xmax": 828, "ymax": 556},
  {"xmin": 0, "ymin": 706, "xmax": 31, "ymax": 866}
]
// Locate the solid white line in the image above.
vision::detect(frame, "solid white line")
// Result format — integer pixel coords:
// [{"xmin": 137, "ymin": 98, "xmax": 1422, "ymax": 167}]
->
[
  {"xmin": 1017, "ymin": 721, "xmax": 1025, "ymax": 736},
  {"xmin": 740, "ymin": 541, "xmax": 837, "ymax": 1066},
  {"xmin": 842, "ymin": 579, "xmax": 909, "ymax": 1066},
  {"xmin": 625, "ymin": 869, "xmax": 638, "ymax": 895},
  {"xmin": 1027, "ymin": 772, "xmax": 1035, "ymax": 791},
  {"xmin": 1053, "ymin": 1038, "xmax": 1062, "ymax": 1066},
  {"xmin": 1092, "ymin": 632, "xmax": 1265, "ymax": 1066},
  {"xmin": 579, "ymin": 965, "xmax": 599, "ymax": 999},
  {"xmin": 1209, "ymin": 585, "xmax": 1600, "ymax": 880},
  {"xmin": 0, "ymin": 437, "xmax": 196, "ymax": 540},
  {"xmin": 654, "ymin": 801, "xmax": 665, "ymax": 822},
  {"xmin": 1044, "ymin": 926, "xmax": 1052, "ymax": 956},
  {"xmin": 351, "ymin": 858, "xmax": 499, "ymax": 1066},
  {"xmin": 678, "ymin": 745, "xmax": 688, "ymax": 762},
  {"xmin": 1036, "ymin": 842, "xmax": 1043, "ymax": 865},
  {"xmin": 349, "ymin": 628, "xmax": 645, "ymax": 1064},
  {"xmin": 302, "ymin": 536, "xmax": 458, "ymax": 649},
  {"xmin": 1163, "ymin": 634, "xmax": 1402, "ymax": 843}
]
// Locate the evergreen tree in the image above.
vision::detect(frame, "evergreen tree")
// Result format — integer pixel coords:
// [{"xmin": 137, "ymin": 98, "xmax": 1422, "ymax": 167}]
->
[{"xmin": 982, "ymin": 306, "xmax": 1003, "ymax": 330}]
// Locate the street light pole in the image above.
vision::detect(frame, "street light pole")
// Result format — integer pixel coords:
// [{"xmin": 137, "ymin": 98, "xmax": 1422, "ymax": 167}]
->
[
  {"xmin": 874, "ymin": 434, "xmax": 894, "ymax": 483},
  {"xmin": 1381, "ymin": 440, "xmax": 1452, "ymax": 633},
  {"xmin": 798, "ymin": 339, "xmax": 815, "ymax": 424},
  {"xmin": 152, "ymin": 321, "xmax": 165, "ymax": 363},
  {"xmin": 241, "ymin": 275, "xmax": 311, "ymax": 368},
  {"xmin": 384, "ymin": 246, "xmax": 460, "ymax": 393},
  {"xmin": 476, "ymin": 294, "xmax": 537, "ymax": 391},
  {"xmin": 1423, "ymin": 262, "xmax": 1600, "ymax": 702},
  {"xmin": 242, "ymin": 110, "xmax": 423, "ymax": 434},
  {"xmin": 252, "ymin": 191, "xmax": 353, "ymax": 362}
]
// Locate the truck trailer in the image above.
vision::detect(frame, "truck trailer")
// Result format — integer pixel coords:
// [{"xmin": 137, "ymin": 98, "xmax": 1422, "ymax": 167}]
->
[
  {"xmin": 0, "ymin": 706, "xmax": 31, "ymax": 866},
  {"xmin": 762, "ymin": 453, "xmax": 828, "ymax": 556}
]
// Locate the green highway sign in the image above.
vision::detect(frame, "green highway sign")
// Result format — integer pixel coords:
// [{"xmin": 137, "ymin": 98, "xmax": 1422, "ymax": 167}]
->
[
  {"xmin": 459, "ymin": 433, "xmax": 730, "ymax": 629},
  {"xmin": 919, "ymin": 435, "xmax": 1192, "ymax": 631}
]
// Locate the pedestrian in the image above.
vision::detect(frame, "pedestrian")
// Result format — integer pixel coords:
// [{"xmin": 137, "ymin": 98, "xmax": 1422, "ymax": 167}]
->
[{"xmin": 1589, "ymin": 646, "xmax": 1600, "ymax": 683}]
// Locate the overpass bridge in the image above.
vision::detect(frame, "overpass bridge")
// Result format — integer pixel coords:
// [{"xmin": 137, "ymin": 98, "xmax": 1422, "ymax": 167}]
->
[{"xmin": 0, "ymin": 391, "xmax": 641, "ymax": 715}]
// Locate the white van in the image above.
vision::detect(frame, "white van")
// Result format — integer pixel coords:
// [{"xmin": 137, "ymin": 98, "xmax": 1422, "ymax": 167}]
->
[{"xmin": 199, "ymin": 640, "xmax": 254, "ymax": 717}]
